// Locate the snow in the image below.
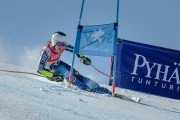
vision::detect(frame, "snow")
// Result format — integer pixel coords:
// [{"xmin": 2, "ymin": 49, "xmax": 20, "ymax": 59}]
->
[{"xmin": 0, "ymin": 63, "xmax": 180, "ymax": 120}]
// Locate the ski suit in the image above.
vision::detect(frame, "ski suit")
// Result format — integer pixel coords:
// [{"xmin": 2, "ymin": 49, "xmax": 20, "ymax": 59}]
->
[{"xmin": 37, "ymin": 43, "xmax": 111, "ymax": 94}]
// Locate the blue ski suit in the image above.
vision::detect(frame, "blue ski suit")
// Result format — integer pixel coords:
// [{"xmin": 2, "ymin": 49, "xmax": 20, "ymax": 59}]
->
[{"xmin": 37, "ymin": 43, "xmax": 111, "ymax": 94}]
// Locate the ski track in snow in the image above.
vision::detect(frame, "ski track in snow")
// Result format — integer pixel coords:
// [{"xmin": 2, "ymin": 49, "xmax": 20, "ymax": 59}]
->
[{"xmin": 0, "ymin": 64, "xmax": 180, "ymax": 120}]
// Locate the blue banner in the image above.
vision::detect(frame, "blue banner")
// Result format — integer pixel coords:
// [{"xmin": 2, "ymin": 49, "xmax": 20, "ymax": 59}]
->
[
  {"xmin": 74, "ymin": 23, "xmax": 117, "ymax": 56},
  {"xmin": 116, "ymin": 40, "xmax": 180, "ymax": 99}
]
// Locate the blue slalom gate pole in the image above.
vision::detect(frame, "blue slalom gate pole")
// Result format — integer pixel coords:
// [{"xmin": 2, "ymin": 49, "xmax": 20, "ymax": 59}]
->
[
  {"xmin": 112, "ymin": 0, "xmax": 119, "ymax": 96},
  {"xmin": 116, "ymin": 0, "xmax": 120, "ymax": 22},
  {"xmin": 69, "ymin": 0, "xmax": 85, "ymax": 84},
  {"xmin": 78, "ymin": 0, "xmax": 85, "ymax": 24}
]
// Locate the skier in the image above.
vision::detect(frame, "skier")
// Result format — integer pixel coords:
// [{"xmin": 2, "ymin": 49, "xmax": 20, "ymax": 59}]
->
[{"xmin": 37, "ymin": 31, "xmax": 111, "ymax": 94}]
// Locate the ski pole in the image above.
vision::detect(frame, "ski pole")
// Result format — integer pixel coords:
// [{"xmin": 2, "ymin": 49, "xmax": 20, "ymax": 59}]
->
[
  {"xmin": 0, "ymin": 70, "xmax": 43, "ymax": 77},
  {"xmin": 90, "ymin": 64, "xmax": 113, "ymax": 80},
  {"xmin": 81, "ymin": 57, "xmax": 112, "ymax": 79}
]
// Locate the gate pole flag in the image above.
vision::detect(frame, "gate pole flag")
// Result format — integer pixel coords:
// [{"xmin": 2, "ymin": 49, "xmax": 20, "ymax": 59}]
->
[
  {"xmin": 69, "ymin": 0, "xmax": 119, "ymax": 96},
  {"xmin": 74, "ymin": 23, "xmax": 117, "ymax": 56}
]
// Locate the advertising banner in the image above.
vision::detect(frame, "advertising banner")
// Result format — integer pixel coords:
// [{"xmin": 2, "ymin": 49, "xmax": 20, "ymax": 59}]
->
[{"xmin": 116, "ymin": 40, "xmax": 180, "ymax": 99}]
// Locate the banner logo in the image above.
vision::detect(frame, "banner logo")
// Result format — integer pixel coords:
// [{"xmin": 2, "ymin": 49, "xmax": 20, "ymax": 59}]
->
[
  {"xmin": 131, "ymin": 54, "xmax": 180, "ymax": 92},
  {"xmin": 91, "ymin": 28, "xmax": 105, "ymax": 43}
]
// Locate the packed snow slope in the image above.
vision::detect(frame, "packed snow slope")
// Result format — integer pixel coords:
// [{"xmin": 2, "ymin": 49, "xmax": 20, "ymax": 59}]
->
[{"xmin": 0, "ymin": 63, "xmax": 180, "ymax": 120}]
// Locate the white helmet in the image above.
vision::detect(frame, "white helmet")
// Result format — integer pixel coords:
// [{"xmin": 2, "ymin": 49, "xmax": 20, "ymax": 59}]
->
[{"xmin": 51, "ymin": 31, "xmax": 68, "ymax": 46}]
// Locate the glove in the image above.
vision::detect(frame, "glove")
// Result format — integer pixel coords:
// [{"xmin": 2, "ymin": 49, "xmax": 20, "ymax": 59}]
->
[
  {"xmin": 80, "ymin": 56, "xmax": 91, "ymax": 65},
  {"xmin": 51, "ymin": 72, "xmax": 64, "ymax": 82},
  {"xmin": 37, "ymin": 70, "xmax": 64, "ymax": 82}
]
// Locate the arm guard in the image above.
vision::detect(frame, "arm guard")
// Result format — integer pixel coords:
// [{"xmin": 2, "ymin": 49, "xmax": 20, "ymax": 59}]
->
[{"xmin": 37, "ymin": 49, "xmax": 53, "ymax": 78}]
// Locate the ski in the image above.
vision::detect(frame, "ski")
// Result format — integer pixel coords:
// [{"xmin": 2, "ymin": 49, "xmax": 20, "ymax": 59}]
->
[{"xmin": 115, "ymin": 94, "xmax": 141, "ymax": 103}]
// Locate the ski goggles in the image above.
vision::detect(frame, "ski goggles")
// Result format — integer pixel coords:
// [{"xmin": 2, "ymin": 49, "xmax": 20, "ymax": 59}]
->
[{"xmin": 55, "ymin": 41, "xmax": 66, "ymax": 47}]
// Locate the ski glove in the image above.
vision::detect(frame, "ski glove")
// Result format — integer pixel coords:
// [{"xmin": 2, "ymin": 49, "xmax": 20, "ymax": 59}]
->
[
  {"xmin": 80, "ymin": 56, "xmax": 91, "ymax": 65},
  {"xmin": 37, "ymin": 70, "xmax": 64, "ymax": 82},
  {"xmin": 51, "ymin": 72, "xmax": 64, "ymax": 82}
]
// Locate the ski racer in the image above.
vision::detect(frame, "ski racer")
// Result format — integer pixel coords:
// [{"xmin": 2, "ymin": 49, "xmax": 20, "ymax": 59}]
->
[{"xmin": 37, "ymin": 31, "xmax": 111, "ymax": 94}]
